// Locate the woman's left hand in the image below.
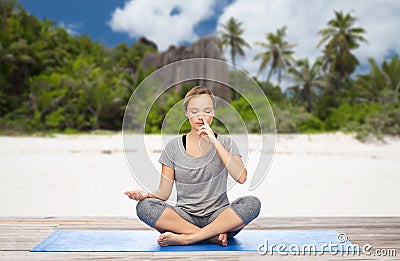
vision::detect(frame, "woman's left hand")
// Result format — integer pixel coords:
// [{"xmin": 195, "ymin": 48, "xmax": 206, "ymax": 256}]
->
[{"xmin": 197, "ymin": 115, "xmax": 217, "ymax": 145}]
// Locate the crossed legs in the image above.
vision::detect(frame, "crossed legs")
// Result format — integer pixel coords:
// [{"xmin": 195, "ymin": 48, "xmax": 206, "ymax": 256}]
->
[
  {"xmin": 136, "ymin": 196, "xmax": 261, "ymax": 246},
  {"xmin": 156, "ymin": 206, "xmax": 244, "ymax": 246},
  {"xmin": 154, "ymin": 206, "xmax": 241, "ymax": 246}
]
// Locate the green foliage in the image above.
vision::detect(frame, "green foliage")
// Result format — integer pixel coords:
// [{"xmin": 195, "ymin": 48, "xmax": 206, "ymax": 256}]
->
[
  {"xmin": 324, "ymin": 100, "xmax": 400, "ymax": 141},
  {"xmin": 326, "ymin": 102, "xmax": 383, "ymax": 130},
  {"xmin": 0, "ymin": 0, "xmax": 156, "ymax": 133},
  {"xmin": 344, "ymin": 106, "xmax": 400, "ymax": 141},
  {"xmin": 229, "ymin": 96, "xmax": 260, "ymax": 133},
  {"xmin": 272, "ymin": 103, "xmax": 324, "ymax": 133},
  {"xmin": 145, "ymin": 88, "xmax": 183, "ymax": 134}
]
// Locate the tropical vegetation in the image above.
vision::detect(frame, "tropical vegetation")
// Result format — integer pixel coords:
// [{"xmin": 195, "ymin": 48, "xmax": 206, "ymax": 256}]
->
[{"xmin": 0, "ymin": 1, "xmax": 399, "ymax": 140}]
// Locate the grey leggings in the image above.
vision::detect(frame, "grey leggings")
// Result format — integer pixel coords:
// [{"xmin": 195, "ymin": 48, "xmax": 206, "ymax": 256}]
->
[{"xmin": 136, "ymin": 195, "xmax": 261, "ymax": 239}]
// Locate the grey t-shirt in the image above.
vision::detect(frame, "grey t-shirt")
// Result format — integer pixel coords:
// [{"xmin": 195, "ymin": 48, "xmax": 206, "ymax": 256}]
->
[{"xmin": 158, "ymin": 134, "xmax": 241, "ymax": 217}]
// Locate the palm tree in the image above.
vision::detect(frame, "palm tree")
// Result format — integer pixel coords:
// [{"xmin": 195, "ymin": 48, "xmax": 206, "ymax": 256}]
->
[
  {"xmin": 355, "ymin": 56, "xmax": 400, "ymax": 103},
  {"xmin": 382, "ymin": 56, "xmax": 400, "ymax": 93},
  {"xmin": 317, "ymin": 11, "xmax": 367, "ymax": 77},
  {"xmin": 287, "ymin": 58, "xmax": 325, "ymax": 112},
  {"xmin": 219, "ymin": 17, "xmax": 250, "ymax": 66},
  {"xmin": 254, "ymin": 27, "xmax": 295, "ymax": 85}
]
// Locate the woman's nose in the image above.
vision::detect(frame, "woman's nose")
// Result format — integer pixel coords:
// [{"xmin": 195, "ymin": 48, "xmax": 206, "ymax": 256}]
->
[{"xmin": 196, "ymin": 114, "xmax": 204, "ymax": 120}]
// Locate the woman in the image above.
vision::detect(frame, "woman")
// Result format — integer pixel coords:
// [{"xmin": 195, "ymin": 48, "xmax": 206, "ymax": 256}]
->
[{"xmin": 124, "ymin": 86, "xmax": 261, "ymax": 246}]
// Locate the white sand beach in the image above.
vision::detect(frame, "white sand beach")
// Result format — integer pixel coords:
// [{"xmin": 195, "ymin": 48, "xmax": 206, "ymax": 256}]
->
[{"xmin": 0, "ymin": 133, "xmax": 399, "ymax": 217}]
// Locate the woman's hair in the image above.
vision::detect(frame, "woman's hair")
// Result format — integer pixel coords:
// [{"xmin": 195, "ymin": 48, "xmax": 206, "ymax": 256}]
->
[{"xmin": 183, "ymin": 86, "xmax": 216, "ymax": 112}]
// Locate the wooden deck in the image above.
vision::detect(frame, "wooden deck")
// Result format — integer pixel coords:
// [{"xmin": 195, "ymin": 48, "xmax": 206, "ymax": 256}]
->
[{"xmin": 0, "ymin": 217, "xmax": 399, "ymax": 260}]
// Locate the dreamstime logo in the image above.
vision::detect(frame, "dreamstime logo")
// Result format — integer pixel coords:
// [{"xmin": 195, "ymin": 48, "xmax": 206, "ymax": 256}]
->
[
  {"xmin": 257, "ymin": 232, "xmax": 359, "ymax": 256},
  {"xmin": 337, "ymin": 232, "xmax": 348, "ymax": 243},
  {"xmin": 257, "ymin": 232, "xmax": 397, "ymax": 257},
  {"xmin": 122, "ymin": 58, "xmax": 276, "ymax": 202}
]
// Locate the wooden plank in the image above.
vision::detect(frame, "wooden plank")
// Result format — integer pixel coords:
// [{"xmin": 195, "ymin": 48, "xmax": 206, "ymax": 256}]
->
[{"xmin": 0, "ymin": 217, "xmax": 399, "ymax": 260}]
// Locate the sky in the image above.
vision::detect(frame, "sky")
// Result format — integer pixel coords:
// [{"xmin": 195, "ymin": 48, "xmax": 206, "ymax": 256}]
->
[{"xmin": 19, "ymin": 0, "xmax": 400, "ymax": 83}]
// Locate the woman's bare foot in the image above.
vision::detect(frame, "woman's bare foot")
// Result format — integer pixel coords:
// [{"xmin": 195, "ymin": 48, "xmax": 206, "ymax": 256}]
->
[
  {"xmin": 208, "ymin": 233, "xmax": 228, "ymax": 246},
  {"xmin": 157, "ymin": 232, "xmax": 192, "ymax": 246}
]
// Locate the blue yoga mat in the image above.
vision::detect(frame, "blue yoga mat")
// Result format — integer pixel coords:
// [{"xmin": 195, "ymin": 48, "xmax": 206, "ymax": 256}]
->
[{"xmin": 31, "ymin": 229, "xmax": 358, "ymax": 252}]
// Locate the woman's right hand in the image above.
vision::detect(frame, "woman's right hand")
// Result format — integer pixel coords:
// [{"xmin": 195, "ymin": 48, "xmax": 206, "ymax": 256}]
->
[{"xmin": 124, "ymin": 190, "xmax": 149, "ymax": 201}]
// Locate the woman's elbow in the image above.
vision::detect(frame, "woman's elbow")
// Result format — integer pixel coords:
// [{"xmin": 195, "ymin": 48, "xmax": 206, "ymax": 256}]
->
[{"xmin": 236, "ymin": 168, "xmax": 247, "ymax": 184}]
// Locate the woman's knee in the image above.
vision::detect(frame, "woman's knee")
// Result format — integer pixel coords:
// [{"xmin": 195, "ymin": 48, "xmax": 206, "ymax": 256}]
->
[
  {"xmin": 231, "ymin": 195, "xmax": 261, "ymax": 225},
  {"xmin": 136, "ymin": 198, "xmax": 167, "ymax": 227},
  {"xmin": 247, "ymin": 195, "xmax": 262, "ymax": 213}
]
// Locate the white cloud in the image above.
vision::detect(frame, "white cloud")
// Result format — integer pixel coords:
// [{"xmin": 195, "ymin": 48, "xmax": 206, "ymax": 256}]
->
[
  {"xmin": 59, "ymin": 22, "xmax": 80, "ymax": 36},
  {"xmin": 217, "ymin": 0, "xmax": 400, "ymax": 84},
  {"xmin": 109, "ymin": 0, "xmax": 216, "ymax": 50}
]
